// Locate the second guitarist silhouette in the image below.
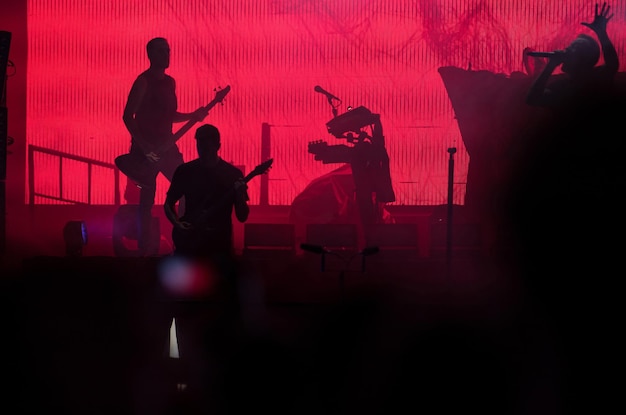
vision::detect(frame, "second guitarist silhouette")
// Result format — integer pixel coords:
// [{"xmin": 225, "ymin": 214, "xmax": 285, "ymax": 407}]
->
[
  {"xmin": 122, "ymin": 37, "xmax": 211, "ymax": 256},
  {"xmin": 164, "ymin": 124, "xmax": 250, "ymax": 262}
]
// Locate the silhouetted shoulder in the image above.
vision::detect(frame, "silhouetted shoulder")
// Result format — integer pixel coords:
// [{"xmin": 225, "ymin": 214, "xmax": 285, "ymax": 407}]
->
[{"xmin": 218, "ymin": 159, "xmax": 244, "ymax": 179}]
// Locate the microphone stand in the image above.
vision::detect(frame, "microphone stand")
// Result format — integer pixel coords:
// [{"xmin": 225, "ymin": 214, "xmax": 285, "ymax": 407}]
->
[
  {"xmin": 301, "ymin": 244, "xmax": 378, "ymax": 302},
  {"xmin": 328, "ymin": 96, "xmax": 338, "ymax": 119}
]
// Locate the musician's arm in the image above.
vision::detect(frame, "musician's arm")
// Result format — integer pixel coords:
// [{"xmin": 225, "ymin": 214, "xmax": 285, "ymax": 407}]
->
[
  {"xmin": 172, "ymin": 109, "xmax": 205, "ymax": 123},
  {"xmin": 164, "ymin": 175, "xmax": 191, "ymax": 229},
  {"xmin": 164, "ymin": 195, "xmax": 180, "ymax": 226},
  {"xmin": 233, "ymin": 179, "xmax": 250, "ymax": 223},
  {"xmin": 123, "ymin": 77, "xmax": 154, "ymax": 153},
  {"xmin": 171, "ymin": 79, "xmax": 209, "ymax": 123}
]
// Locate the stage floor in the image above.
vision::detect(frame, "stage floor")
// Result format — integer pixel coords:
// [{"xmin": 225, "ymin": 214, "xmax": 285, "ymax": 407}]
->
[
  {"xmin": 2, "ymin": 203, "xmax": 605, "ymax": 414},
  {"xmin": 2, "ymin": 251, "xmax": 527, "ymax": 414},
  {"xmin": 3, "ymin": 244, "xmax": 614, "ymax": 414}
]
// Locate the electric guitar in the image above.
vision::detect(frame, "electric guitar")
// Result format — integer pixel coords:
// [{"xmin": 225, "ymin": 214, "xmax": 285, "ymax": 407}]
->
[
  {"xmin": 172, "ymin": 158, "xmax": 274, "ymax": 255},
  {"xmin": 115, "ymin": 85, "xmax": 231, "ymax": 188}
]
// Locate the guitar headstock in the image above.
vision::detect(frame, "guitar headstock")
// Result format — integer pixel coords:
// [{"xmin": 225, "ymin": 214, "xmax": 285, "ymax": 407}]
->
[
  {"xmin": 247, "ymin": 158, "xmax": 273, "ymax": 180},
  {"xmin": 212, "ymin": 85, "xmax": 231, "ymax": 104}
]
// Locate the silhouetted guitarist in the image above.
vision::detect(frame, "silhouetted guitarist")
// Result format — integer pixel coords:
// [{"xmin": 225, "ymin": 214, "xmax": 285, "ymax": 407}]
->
[
  {"xmin": 164, "ymin": 124, "xmax": 251, "ymax": 262},
  {"xmin": 120, "ymin": 37, "xmax": 226, "ymax": 256}
]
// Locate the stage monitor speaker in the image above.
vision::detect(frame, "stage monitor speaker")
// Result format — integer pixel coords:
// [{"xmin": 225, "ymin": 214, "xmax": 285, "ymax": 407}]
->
[
  {"xmin": 243, "ymin": 223, "xmax": 295, "ymax": 249},
  {"xmin": 365, "ymin": 223, "xmax": 419, "ymax": 261},
  {"xmin": 305, "ymin": 223, "xmax": 358, "ymax": 250},
  {"xmin": 366, "ymin": 223, "xmax": 418, "ymax": 247},
  {"xmin": 242, "ymin": 223, "xmax": 296, "ymax": 261}
]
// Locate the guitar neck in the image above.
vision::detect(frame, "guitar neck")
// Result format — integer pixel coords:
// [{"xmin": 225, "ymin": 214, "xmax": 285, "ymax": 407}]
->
[
  {"xmin": 154, "ymin": 99, "xmax": 223, "ymax": 155},
  {"xmin": 172, "ymin": 119, "xmax": 198, "ymax": 143},
  {"xmin": 172, "ymin": 100, "xmax": 221, "ymax": 142}
]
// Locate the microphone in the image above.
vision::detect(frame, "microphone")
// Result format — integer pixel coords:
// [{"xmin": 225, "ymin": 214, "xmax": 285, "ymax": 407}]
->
[
  {"xmin": 526, "ymin": 51, "xmax": 564, "ymax": 58},
  {"xmin": 300, "ymin": 243, "xmax": 328, "ymax": 254},
  {"xmin": 314, "ymin": 85, "xmax": 341, "ymax": 101}
]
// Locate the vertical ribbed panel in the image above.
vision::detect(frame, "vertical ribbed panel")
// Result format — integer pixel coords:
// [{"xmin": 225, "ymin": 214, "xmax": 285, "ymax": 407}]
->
[{"xmin": 26, "ymin": 0, "xmax": 626, "ymax": 205}]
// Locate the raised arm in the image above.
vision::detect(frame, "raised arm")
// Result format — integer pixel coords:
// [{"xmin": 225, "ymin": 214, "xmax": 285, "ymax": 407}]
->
[
  {"xmin": 582, "ymin": 2, "xmax": 618, "ymax": 76},
  {"xmin": 170, "ymin": 79, "xmax": 210, "ymax": 123}
]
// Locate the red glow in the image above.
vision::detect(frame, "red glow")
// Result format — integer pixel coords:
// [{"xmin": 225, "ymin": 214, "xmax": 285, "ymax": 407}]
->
[
  {"xmin": 158, "ymin": 256, "xmax": 218, "ymax": 297},
  {"xmin": 24, "ymin": 0, "xmax": 626, "ymax": 206}
]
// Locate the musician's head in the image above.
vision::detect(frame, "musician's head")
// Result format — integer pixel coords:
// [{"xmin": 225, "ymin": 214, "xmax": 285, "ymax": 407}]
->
[
  {"xmin": 195, "ymin": 124, "xmax": 221, "ymax": 157},
  {"xmin": 562, "ymin": 34, "xmax": 600, "ymax": 77},
  {"xmin": 146, "ymin": 37, "xmax": 170, "ymax": 69}
]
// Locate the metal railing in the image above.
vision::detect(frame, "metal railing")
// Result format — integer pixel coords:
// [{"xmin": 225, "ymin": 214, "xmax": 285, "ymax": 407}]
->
[{"xmin": 28, "ymin": 144, "xmax": 121, "ymax": 205}]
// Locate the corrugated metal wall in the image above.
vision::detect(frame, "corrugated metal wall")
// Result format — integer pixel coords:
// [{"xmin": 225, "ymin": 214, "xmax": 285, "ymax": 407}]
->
[{"xmin": 26, "ymin": 0, "xmax": 626, "ymax": 205}]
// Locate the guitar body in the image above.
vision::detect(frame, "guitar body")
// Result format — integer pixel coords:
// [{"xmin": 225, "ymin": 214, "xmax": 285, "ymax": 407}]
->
[
  {"xmin": 115, "ymin": 145, "xmax": 184, "ymax": 188},
  {"xmin": 114, "ymin": 153, "xmax": 157, "ymax": 188},
  {"xmin": 116, "ymin": 85, "xmax": 231, "ymax": 187}
]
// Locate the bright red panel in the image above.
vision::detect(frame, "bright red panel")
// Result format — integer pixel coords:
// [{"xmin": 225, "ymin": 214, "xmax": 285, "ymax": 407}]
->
[{"xmin": 25, "ymin": 0, "xmax": 626, "ymax": 205}]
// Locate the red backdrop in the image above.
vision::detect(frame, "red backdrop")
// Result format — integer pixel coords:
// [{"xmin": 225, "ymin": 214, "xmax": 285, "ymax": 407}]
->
[{"xmin": 22, "ymin": 0, "xmax": 626, "ymax": 206}]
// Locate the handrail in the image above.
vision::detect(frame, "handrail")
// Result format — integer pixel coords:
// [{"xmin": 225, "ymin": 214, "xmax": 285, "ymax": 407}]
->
[{"xmin": 28, "ymin": 144, "xmax": 121, "ymax": 205}]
